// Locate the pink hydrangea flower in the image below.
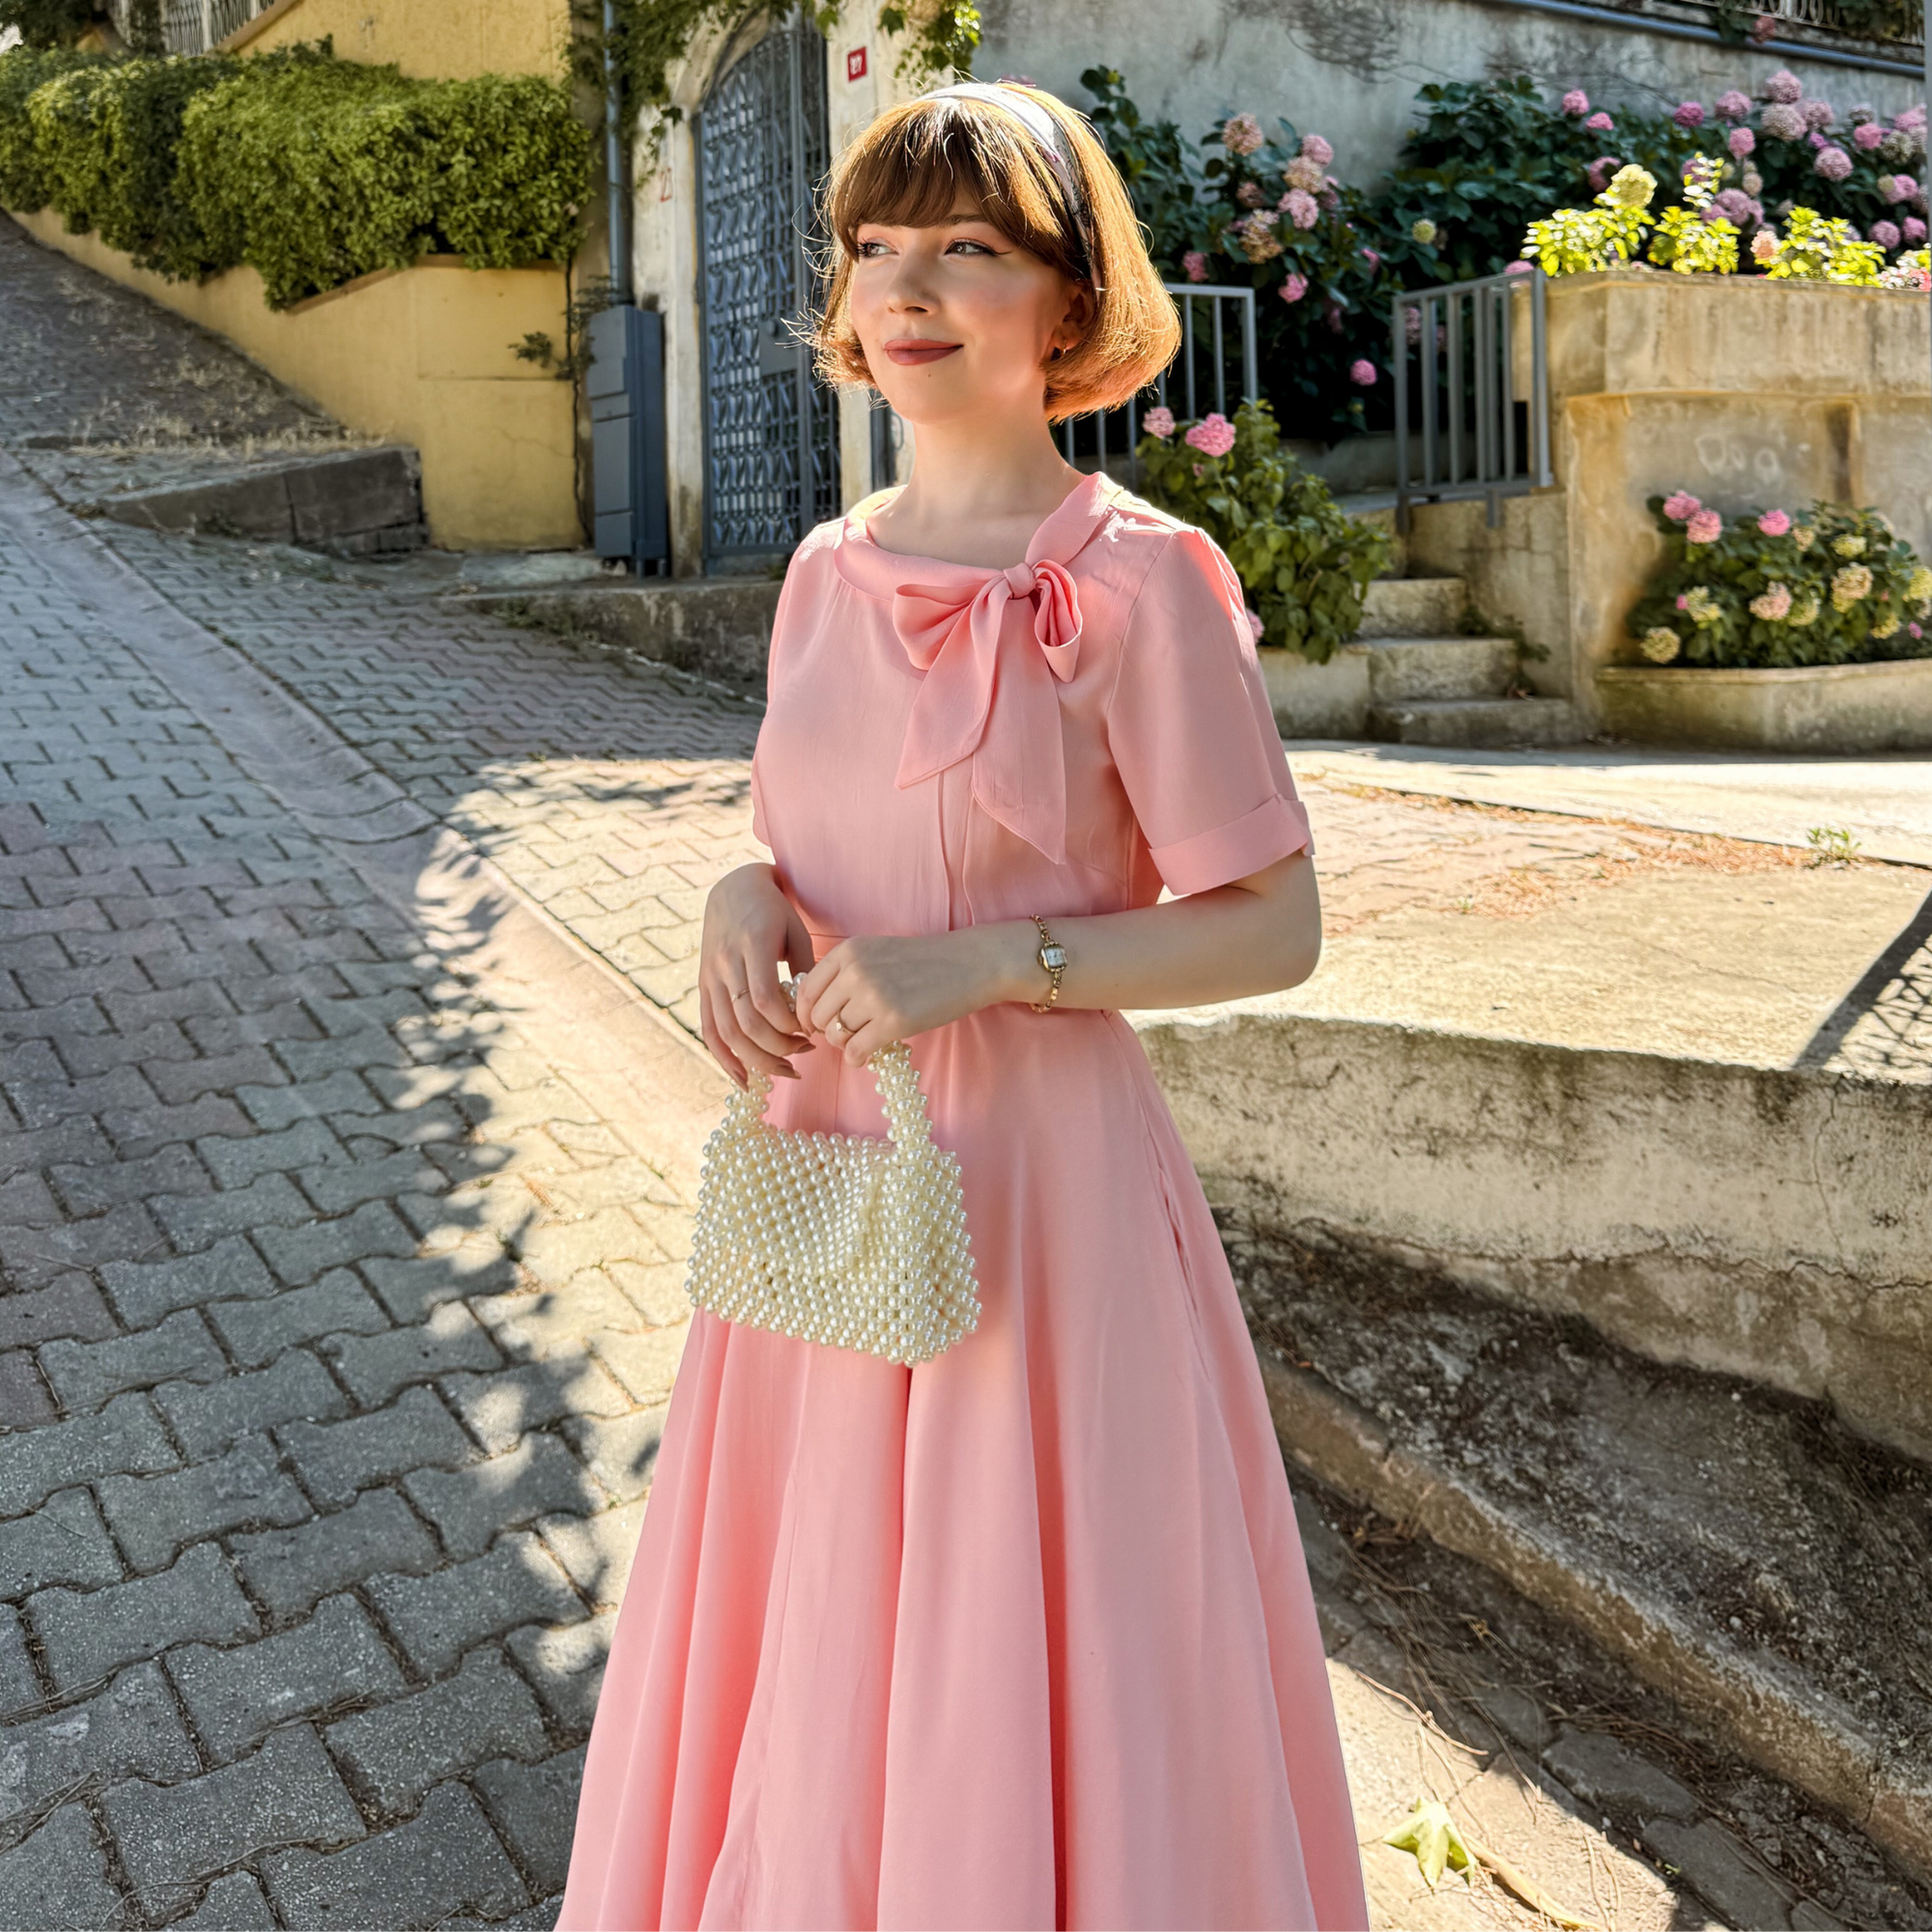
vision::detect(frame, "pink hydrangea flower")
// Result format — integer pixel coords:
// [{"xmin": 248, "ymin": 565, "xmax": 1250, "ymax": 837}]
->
[
  {"xmin": 1361, "ymin": 246, "xmax": 1380, "ymax": 269},
  {"xmin": 1750, "ymin": 583, "xmax": 1793, "ymax": 621},
  {"xmin": 1854, "ymin": 120, "xmax": 1887, "ymax": 151},
  {"xmin": 1807, "ymin": 131, "xmax": 1828, "ymax": 151},
  {"xmin": 1802, "ymin": 99, "xmax": 1835, "ymax": 131},
  {"xmin": 1687, "ymin": 509, "xmax": 1723, "ymax": 544},
  {"xmin": 1751, "ymin": 228, "xmax": 1779, "ymax": 263},
  {"xmin": 1814, "ymin": 145, "xmax": 1853, "ymax": 182},
  {"xmin": 1243, "ymin": 609, "xmax": 1265, "ymax": 643},
  {"xmin": 1220, "ymin": 113, "xmax": 1264, "ymax": 156},
  {"xmin": 1561, "ymin": 90, "xmax": 1590, "ymax": 116},
  {"xmin": 1749, "ymin": 11, "xmax": 1776, "ymax": 39},
  {"xmin": 1662, "ymin": 492, "xmax": 1702, "ymax": 522},
  {"xmin": 1279, "ymin": 272, "xmax": 1308, "ymax": 304},
  {"xmin": 1236, "ymin": 180, "xmax": 1268, "ymax": 209},
  {"xmin": 1883, "ymin": 174, "xmax": 1918, "ymax": 204},
  {"xmin": 1281, "ymin": 188, "xmax": 1320, "ymax": 230},
  {"xmin": 1583, "ymin": 111, "xmax": 1615, "ymax": 132},
  {"xmin": 1764, "ymin": 70, "xmax": 1803, "ymax": 103},
  {"xmin": 1350, "ymin": 358, "xmax": 1378, "ymax": 386},
  {"xmin": 1912, "ymin": 624, "xmax": 1925, "ymax": 641},
  {"xmin": 1897, "ymin": 106, "xmax": 1929, "ymax": 137},
  {"xmin": 1184, "ymin": 412, "xmax": 1237, "ymax": 458},
  {"xmin": 1762, "ymin": 103, "xmax": 1805, "ymax": 141},
  {"xmin": 1673, "ymin": 101, "xmax": 1706, "ymax": 128},
  {"xmin": 1905, "ymin": 216, "xmax": 1928, "ymax": 242},
  {"xmin": 1181, "ymin": 250, "xmax": 1209, "ymax": 283},
  {"xmin": 1675, "ymin": 593, "xmax": 1690, "ymax": 611},
  {"xmin": 1142, "ymin": 406, "xmax": 1175, "ymax": 440},
  {"xmin": 1505, "ymin": 258, "xmax": 1535, "ymax": 275},
  {"xmin": 1586, "ymin": 156, "xmax": 1620, "ymax": 193},
  {"xmin": 1711, "ymin": 188, "xmax": 1762, "ymax": 227},
  {"xmin": 1300, "ymin": 133, "xmax": 1333, "ymax": 167},
  {"xmin": 1716, "ymin": 90, "xmax": 1752, "ymax": 122},
  {"xmin": 1728, "ymin": 127, "xmax": 1756, "ymax": 159},
  {"xmin": 1872, "ymin": 219, "xmax": 1902, "ymax": 250},
  {"xmin": 1757, "ymin": 509, "xmax": 1792, "ymax": 536}
]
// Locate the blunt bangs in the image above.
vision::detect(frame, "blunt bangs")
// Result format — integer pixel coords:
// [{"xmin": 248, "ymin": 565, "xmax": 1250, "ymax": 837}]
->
[{"xmin": 813, "ymin": 86, "xmax": 1180, "ymax": 422}]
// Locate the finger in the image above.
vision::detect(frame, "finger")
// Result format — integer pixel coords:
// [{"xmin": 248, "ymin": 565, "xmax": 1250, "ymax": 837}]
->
[
  {"xmin": 713, "ymin": 980, "xmax": 801, "ymax": 1081},
  {"xmin": 791, "ymin": 952, "xmax": 844, "ymax": 1036},
  {"xmin": 729, "ymin": 980, "xmax": 807, "ymax": 1061},
  {"xmin": 840, "ymin": 1014, "xmax": 896, "ymax": 1066},
  {"xmin": 697, "ymin": 983, "xmax": 749, "ymax": 1089},
  {"xmin": 739, "ymin": 947, "xmax": 808, "ymax": 1045}
]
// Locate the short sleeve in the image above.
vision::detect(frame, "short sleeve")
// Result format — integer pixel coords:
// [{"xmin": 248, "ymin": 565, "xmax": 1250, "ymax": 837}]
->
[
  {"xmin": 751, "ymin": 537, "xmax": 814, "ymax": 851},
  {"xmin": 1105, "ymin": 526, "xmax": 1313, "ymax": 895}
]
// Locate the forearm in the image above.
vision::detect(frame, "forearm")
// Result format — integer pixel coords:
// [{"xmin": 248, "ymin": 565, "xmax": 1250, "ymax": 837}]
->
[{"xmin": 967, "ymin": 851, "xmax": 1322, "ymax": 1015}]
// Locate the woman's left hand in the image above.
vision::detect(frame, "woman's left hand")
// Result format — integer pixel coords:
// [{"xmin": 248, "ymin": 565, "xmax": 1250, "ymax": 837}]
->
[{"xmin": 792, "ymin": 926, "xmax": 1021, "ymax": 1065}]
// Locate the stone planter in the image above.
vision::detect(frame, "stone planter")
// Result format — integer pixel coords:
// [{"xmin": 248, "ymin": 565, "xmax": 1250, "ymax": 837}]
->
[
  {"xmin": 1597, "ymin": 657, "xmax": 1932, "ymax": 753},
  {"xmin": 1404, "ymin": 273, "xmax": 1931, "ymax": 736}
]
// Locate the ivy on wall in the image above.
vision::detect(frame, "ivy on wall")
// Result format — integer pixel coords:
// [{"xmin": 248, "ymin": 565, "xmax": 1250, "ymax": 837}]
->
[
  {"xmin": 568, "ymin": 0, "xmax": 980, "ymax": 138},
  {"xmin": 0, "ymin": 43, "xmax": 593, "ymax": 306}
]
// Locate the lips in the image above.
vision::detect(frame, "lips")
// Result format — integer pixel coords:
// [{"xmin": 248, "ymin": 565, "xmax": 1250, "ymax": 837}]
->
[{"xmin": 884, "ymin": 339, "xmax": 962, "ymax": 366}]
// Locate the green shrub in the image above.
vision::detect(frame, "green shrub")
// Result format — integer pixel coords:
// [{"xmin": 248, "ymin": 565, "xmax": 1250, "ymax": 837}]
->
[
  {"xmin": 27, "ymin": 53, "xmax": 237, "ymax": 274},
  {"xmin": 0, "ymin": 45, "xmax": 95, "ymax": 209},
  {"xmin": 178, "ymin": 58, "xmax": 591, "ymax": 307},
  {"xmin": 0, "ymin": 0, "xmax": 93, "ymax": 49},
  {"xmin": 0, "ymin": 43, "xmax": 590, "ymax": 308},
  {"xmin": 1626, "ymin": 496, "xmax": 1932, "ymax": 668},
  {"xmin": 1135, "ymin": 399, "xmax": 1393, "ymax": 664}
]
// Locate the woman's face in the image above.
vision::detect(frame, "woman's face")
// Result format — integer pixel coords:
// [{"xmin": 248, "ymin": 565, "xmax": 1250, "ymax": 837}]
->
[{"xmin": 845, "ymin": 200, "xmax": 1091, "ymax": 429}]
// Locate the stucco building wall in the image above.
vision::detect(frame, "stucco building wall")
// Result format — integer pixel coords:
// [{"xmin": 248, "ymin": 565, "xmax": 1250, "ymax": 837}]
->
[
  {"xmin": 228, "ymin": 0, "xmax": 571, "ymax": 80},
  {"xmin": 974, "ymin": 0, "xmax": 1922, "ymax": 181}
]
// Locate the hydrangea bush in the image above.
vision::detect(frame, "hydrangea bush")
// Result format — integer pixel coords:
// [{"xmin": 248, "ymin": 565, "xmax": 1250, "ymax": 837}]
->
[
  {"xmin": 1085, "ymin": 67, "xmax": 1398, "ymax": 439},
  {"xmin": 1134, "ymin": 400, "xmax": 1393, "ymax": 663},
  {"xmin": 1626, "ymin": 494, "xmax": 1932, "ymax": 668}
]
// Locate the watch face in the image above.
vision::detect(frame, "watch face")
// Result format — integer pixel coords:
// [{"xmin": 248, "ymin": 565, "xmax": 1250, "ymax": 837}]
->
[{"xmin": 1040, "ymin": 944, "xmax": 1068, "ymax": 970}]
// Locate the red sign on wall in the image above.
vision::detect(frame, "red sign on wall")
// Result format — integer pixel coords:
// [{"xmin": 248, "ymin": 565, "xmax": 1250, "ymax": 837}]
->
[{"xmin": 846, "ymin": 46, "xmax": 867, "ymax": 82}]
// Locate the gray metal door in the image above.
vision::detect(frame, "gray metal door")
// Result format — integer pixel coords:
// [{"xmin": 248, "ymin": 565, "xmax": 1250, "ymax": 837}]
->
[{"xmin": 696, "ymin": 16, "xmax": 840, "ymax": 567}]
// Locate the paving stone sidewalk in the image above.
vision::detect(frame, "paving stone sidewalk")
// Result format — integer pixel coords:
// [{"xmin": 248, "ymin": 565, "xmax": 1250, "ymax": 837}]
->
[{"xmin": 0, "ymin": 448, "xmax": 722, "ymax": 1925}]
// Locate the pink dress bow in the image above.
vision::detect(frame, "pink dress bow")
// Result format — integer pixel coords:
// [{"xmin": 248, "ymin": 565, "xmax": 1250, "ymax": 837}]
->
[{"xmin": 891, "ymin": 557, "xmax": 1083, "ymax": 866}]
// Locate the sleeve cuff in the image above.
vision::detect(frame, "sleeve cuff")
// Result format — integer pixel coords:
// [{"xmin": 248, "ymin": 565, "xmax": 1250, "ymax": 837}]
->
[{"xmin": 1149, "ymin": 791, "xmax": 1314, "ymax": 896}]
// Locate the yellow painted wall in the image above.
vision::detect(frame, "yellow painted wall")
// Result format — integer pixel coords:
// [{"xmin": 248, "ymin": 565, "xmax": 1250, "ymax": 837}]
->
[
  {"xmin": 11, "ymin": 211, "xmax": 580, "ymax": 551},
  {"xmin": 228, "ymin": 0, "xmax": 571, "ymax": 80}
]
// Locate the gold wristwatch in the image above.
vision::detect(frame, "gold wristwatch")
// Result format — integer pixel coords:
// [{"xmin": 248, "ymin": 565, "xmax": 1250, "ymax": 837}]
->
[{"xmin": 1028, "ymin": 915, "xmax": 1068, "ymax": 1013}]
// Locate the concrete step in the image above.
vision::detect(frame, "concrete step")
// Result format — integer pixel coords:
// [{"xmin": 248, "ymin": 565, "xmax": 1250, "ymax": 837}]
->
[
  {"xmin": 456, "ymin": 578, "xmax": 782, "ymax": 696},
  {"xmin": 1361, "ymin": 635, "xmax": 1514, "ymax": 703},
  {"xmin": 1227, "ymin": 1221, "xmax": 1932, "ymax": 1900},
  {"xmin": 98, "ymin": 444, "xmax": 424, "ymax": 556},
  {"xmin": 1369, "ymin": 696, "xmax": 1581, "ymax": 749},
  {"xmin": 1357, "ymin": 574, "xmax": 1466, "ymax": 638}
]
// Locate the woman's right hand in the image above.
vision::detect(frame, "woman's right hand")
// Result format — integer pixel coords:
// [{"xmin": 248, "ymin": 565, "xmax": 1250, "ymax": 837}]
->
[{"xmin": 696, "ymin": 864, "xmax": 818, "ymax": 1087}]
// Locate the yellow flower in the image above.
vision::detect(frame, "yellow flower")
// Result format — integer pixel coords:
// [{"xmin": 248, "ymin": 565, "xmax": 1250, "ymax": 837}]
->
[
  {"xmin": 1833, "ymin": 533, "xmax": 1866, "ymax": 558},
  {"xmin": 1605, "ymin": 164, "xmax": 1657, "ymax": 211},
  {"xmin": 1832, "ymin": 563, "xmax": 1874, "ymax": 610}
]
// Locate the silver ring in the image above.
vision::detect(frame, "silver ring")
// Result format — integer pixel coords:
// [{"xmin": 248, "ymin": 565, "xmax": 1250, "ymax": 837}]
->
[{"xmin": 730, "ymin": 989, "xmax": 753, "ymax": 1005}]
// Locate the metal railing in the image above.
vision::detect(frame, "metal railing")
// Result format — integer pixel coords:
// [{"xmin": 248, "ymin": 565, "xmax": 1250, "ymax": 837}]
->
[
  {"xmin": 1060, "ymin": 283, "xmax": 1259, "ymax": 479},
  {"xmin": 1391, "ymin": 268, "xmax": 1553, "ymax": 532},
  {"xmin": 107, "ymin": 0, "xmax": 277, "ymax": 54}
]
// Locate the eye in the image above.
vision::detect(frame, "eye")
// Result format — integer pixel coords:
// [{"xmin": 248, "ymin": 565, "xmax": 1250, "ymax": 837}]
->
[
  {"xmin": 856, "ymin": 238, "xmax": 893, "ymax": 258},
  {"xmin": 945, "ymin": 237, "xmax": 996, "ymax": 255}
]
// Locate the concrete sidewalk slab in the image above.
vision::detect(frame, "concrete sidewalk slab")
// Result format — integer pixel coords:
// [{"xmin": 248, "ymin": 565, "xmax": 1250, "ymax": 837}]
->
[{"xmin": 1289, "ymin": 743, "xmax": 1932, "ymax": 869}]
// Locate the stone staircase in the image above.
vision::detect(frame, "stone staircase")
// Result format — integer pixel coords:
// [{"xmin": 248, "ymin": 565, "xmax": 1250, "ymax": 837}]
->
[{"xmin": 1353, "ymin": 573, "xmax": 1580, "ymax": 748}]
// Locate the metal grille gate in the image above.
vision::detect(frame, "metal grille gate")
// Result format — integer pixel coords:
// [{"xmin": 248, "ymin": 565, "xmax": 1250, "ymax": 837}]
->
[{"xmin": 696, "ymin": 16, "xmax": 840, "ymax": 566}]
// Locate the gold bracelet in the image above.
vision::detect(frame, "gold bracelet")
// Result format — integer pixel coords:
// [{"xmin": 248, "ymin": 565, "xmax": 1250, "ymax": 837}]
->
[{"xmin": 1028, "ymin": 914, "xmax": 1068, "ymax": 1013}]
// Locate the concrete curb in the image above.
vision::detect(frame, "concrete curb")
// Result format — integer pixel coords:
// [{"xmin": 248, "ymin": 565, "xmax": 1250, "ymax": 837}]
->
[
  {"xmin": 1137, "ymin": 1007, "xmax": 1932, "ymax": 1461},
  {"xmin": 1255, "ymin": 1347, "xmax": 1932, "ymax": 1889}
]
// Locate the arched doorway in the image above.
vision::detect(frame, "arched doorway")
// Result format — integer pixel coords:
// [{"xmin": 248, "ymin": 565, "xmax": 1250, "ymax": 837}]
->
[{"xmin": 696, "ymin": 13, "xmax": 841, "ymax": 568}]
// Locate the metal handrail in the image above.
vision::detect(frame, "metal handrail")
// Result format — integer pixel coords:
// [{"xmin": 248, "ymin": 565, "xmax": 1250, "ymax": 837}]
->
[
  {"xmin": 1391, "ymin": 268, "xmax": 1553, "ymax": 532},
  {"xmin": 1060, "ymin": 283, "xmax": 1259, "ymax": 479}
]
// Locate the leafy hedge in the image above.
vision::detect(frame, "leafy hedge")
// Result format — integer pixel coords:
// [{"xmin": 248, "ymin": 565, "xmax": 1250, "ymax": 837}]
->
[
  {"xmin": 1136, "ymin": 400, "xmax": 1392, "ymax": 663},
  {"xmin": 0, "ymin": 43, "xmax": 592, "ymax": 307}
]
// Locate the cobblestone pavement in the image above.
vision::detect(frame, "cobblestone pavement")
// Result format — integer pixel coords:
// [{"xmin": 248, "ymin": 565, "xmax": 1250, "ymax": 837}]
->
[{"xmin": 0, "ymin": 448, "xmax": 738, "ymax": 1926}]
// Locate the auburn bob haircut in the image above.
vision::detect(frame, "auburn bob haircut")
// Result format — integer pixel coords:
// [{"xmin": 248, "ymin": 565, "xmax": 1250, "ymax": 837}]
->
[{"xmin": 814, "ymin": 85, "xmax": 1180, "ymax": 422}]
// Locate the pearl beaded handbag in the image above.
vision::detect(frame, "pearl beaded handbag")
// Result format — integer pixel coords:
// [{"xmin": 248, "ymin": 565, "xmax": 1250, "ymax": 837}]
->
[{"xmin": 685, "ymin": 1040, "xmax": 981, "ymax": 1366}]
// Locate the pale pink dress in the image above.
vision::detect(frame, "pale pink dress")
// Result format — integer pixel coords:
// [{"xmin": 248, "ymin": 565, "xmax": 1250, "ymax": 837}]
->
[{"xmin": 558, "ymin": 471, "xmax": 1369, "ymax": 1932}]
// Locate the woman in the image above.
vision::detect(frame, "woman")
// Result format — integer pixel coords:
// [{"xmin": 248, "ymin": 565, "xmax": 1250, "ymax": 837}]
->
[{"xmin": 559, "ymin": 80, "xmax": 1368, "ymax": 1932}]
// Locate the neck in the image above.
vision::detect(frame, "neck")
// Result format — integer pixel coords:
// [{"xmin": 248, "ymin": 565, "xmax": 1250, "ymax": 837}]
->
[{"xmin": 876, "ymin": 403, "xmax": 1088, "ymax": 568}]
